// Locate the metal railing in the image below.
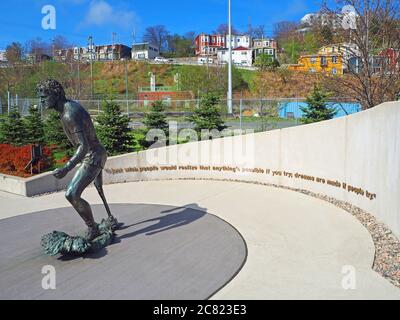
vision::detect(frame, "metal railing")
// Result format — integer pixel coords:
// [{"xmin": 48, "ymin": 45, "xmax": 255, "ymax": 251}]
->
[{"xmin": 138, "ymin": 86, "xmax": 176, "ymax": 92}]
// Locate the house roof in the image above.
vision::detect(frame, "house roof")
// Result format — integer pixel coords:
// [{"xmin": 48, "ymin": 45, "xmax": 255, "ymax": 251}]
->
[
  {"xmin": 234, "ymin": 46, "xmax": 251, "ymax": 51},
  {"xmin": 299, "ymin": 53, "xmax": 342, "ymax": 58}
]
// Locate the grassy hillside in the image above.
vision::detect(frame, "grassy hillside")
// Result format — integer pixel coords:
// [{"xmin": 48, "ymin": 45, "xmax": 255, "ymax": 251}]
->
[{"xmin": 0, "ymin": 60, "xmax": 327, "ymax": 101}]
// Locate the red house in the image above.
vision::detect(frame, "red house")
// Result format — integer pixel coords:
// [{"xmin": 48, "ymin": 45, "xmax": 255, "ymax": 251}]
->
[{"xmin": 195, "ymin": 34, "xmax": 226, "ymax": 56}]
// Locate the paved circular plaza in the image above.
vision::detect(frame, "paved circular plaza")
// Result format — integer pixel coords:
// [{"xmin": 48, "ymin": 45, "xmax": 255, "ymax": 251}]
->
[{"xmin": 0, "ymin": 180, "xmax": 399, "ymax": 299}]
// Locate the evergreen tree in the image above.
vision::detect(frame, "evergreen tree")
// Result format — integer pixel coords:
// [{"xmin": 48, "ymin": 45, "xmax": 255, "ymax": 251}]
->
[
  {"xmin": 24, "ymin": 106, "xmax": 45, "ymax": 145},
  {"xmin": 142, "ymin": 100, "xmax": 169, "ymax": 148},
  {"xmin": 300, "ymin": 85, "xmax": 337, "ymax": 124},
  {"xmin": 188, "ymin": 93, "xmax": 226, "ymax": 133},
  {"xmin": 44, "ymin": 110, "xmax": 72, "ymax": 150},
  {"xmin": 0, "ymin": 109, "xmax": 27, "ymax": 146},
  {"xmin": 0, "ymin": 115, "xmax": 6, "ymax": 143},
  {"xmin": 95, "ymin": 100, "xmax": 133, "ymax": 156},
  {"xmin": 143, "ymin": 101, "xmax": 168, "ymax": 132}
]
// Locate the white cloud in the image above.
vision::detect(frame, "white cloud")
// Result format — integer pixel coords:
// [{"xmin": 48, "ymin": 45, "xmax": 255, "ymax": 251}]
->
[{"xmin": 83, "ymin": 0, "xmax": 137, "ymax": 29}]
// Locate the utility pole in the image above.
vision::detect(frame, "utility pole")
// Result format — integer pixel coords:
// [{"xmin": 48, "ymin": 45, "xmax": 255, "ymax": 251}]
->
[
  {"xmin": 248, "ymin": 16, "xmax": 252, "ymax": 37},
  {"xmin": 206, "ymin": 45, "xmax": 210, "ymax": 73},
  {"xmin": 112, "ymin": 32, "xmax": 116, "ymax": 63},
  {"xmin": 88, "ymin": 36, "xmax": 94, "ymax": 99},
  {"xmin": 7, "ymin": 90, "xmax": 10, "ymax": 114},
  {"xmin": 227, "ymin": 0, "xmax": 233, "ymax": 114},
  {"xmin": 132, "ymin": 29, "xmax": 136, "ymax": 45},
  {"xmin": 124, "ymin": 59, "xmax": 129, "ymax": 114},
  {"xmin": 7, "ymin": 81, "xmax": 12, "ymax": 114},
  {"xmin": 77, "ymin": 48, "xmax": 81, "ymax": 98},
  {"xmin": 131, "ymin": 29, "xmax": 136, "ymax": 61}
]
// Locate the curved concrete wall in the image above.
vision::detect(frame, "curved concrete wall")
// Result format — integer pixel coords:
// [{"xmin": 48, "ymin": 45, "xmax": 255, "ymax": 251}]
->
[{"xmin": 103, "ymin": 101, "xmax": 400, "ymax": 238}]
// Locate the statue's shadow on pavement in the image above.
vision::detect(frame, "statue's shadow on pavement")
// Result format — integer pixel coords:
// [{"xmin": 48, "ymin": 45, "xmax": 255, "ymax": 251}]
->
[{"xmin": 58, "ymin": 203, "xmax": 207, "ymax": 261}]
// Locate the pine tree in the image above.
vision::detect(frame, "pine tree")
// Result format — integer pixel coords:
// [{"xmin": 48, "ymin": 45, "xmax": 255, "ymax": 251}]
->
[
  {"xmin": 188, "ymin": 93, "xmax": 226, "ymax": 133},
  {"xmin": 143, "ymin": 101, "xmax": 168, "ymax": 133},
  {"xmin": 142, "ymin": 101, "xmax": 169, "ymax": 148},
  {"xmin": 0, "ymin": 115, "xmax": 6, "ymax": 143},
  {"xmin": 0, "ymin": 109, "xmax": 28, "ymax": 146},
  {"xmin": 300, "ymin": 85, "xmax": 337, "ymax": 124},
  {"xmin": 24, "ymin": 106, "xmax": 45, "ymax": 145},
  {"xmin": 44, "ymin": 110, "xmax": 72, "ymax": 150},
  {"xmin": 95, "ymin": 100, "xmax": 133, "ymax": 156}
]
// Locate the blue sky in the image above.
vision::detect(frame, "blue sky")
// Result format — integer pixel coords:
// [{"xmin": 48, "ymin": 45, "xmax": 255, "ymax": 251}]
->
[{"xmin": 0, "ymin": 0, "xmax": 332, "ymax": 49}]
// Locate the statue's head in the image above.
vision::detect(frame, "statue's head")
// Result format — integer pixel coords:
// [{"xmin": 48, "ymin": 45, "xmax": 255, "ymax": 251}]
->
[{"xmin": 36, "ymin": 79, "xmax": 66, "ymax": 110}]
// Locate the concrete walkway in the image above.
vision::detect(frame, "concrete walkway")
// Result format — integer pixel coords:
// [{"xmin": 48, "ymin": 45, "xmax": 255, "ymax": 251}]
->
[{"xmin": 0, "ymin": 179, "xmax": 399, "ymax": 300}]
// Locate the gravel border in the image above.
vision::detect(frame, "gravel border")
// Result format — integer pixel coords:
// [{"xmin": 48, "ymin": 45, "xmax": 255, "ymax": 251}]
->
[{"xmin": 31, "ymin": 177, "xmax": 400, "ymax": 288}]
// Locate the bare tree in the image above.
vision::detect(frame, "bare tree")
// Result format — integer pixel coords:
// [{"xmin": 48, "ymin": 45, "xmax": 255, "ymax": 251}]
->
[
  {"xmin": 5, "ymin": 42, "xmax": 23, "ymax": 65},
  {"xmin": 214, "ymin": 24, "xmax": 239, "ymax": 35},
  {"xmin": 143, "ymin": 25, "xmax": 169, "ymax": 53},
  {"xmin": 251, "ymin": 25, "xmax": 266, "ymax": 39},
  {"xmin": 323, "ymin": 0, "xmax": 400, "ymax": 109},
  {"xmin": 273, "ymin": 21, "xmax": 299, "ymax": 41},
  {"xmin": 184, "ymin": 31, "xmax": 196, "ymax": 42},
  {"xmin": 52, "ymin": 35, "xmax": 71, "ymax": 52}
]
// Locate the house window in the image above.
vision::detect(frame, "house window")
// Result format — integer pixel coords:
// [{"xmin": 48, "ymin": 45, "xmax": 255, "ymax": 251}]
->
[
  {"xmin": 309, "ymin": 68, "xmax": 316, "ymax": 73},
  {"xmin": 332, "ymin": 68, "xmax": 337, "ymax": 74},
  {"xmin": 332, "ymin": 56, "xmax": 338, "ymax": 64},
  {"xmin": 310, "ymin": 57, "xmax": 317, "ymax": 63},
  {"xmin": 242, "ymin": 52, "xmax": 247, "ymax": 56}
]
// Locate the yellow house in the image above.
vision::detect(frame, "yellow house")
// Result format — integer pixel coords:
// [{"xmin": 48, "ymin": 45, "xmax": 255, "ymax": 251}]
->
[{"xmin": 288, "ymin": 54, "xmax": 344, "ymax": 75}]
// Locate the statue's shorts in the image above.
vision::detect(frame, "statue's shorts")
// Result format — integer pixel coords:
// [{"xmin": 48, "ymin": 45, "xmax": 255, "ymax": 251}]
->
[{"xmin": 83, "ymin": 144, "xmax": 107, "ymax": 169}]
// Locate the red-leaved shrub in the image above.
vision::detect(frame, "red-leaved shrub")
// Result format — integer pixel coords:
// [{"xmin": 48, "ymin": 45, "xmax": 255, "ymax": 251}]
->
[{"xmin": 0, "ymin": 144, "xmax": 54, "ymax": 177}]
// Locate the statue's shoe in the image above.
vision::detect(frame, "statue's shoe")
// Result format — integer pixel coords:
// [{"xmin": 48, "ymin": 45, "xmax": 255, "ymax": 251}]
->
[
  {"xmin": 105, "ymin": 215, "xmax": 119, "ymax": 231},
  {"xmin": 84, "ymin": 225, "xmax": 101, "ymax": 241}
]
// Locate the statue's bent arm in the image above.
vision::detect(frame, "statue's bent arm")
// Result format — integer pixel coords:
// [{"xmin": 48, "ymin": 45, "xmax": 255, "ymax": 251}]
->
[{"xmin": 65, "ymin": 131, "xmax": 90, "ymax": 171}]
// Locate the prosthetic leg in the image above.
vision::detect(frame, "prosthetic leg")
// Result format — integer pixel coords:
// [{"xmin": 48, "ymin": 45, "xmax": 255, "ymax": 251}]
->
[{"xmin": 94, "ymin": 170, "xmax": 119, "ymax": 230}]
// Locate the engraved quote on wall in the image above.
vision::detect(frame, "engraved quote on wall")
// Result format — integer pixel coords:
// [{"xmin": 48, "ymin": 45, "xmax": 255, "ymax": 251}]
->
[{"xmin": 105, "ymin": 165, "xmax": 377, "ymax": 201}]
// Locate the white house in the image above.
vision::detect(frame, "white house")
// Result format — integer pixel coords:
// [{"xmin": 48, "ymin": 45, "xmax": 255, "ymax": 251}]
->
[
  {"xmin": 0, "ymin": 50, "xmax": 7, "ymax": 62},
  {"xmin": 227, "ymin": 35, "xmax": 251, "ymax": 49},
  {"xmin": 217, "ymin": 46, "xmax": 253, "ymax": 67},
  {"xmin": 132, "ymin": 42, "xmax": 159, "ymax": 60}
]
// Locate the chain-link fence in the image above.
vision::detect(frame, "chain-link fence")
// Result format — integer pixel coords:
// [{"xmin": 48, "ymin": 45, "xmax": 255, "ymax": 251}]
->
[{"xmin": 0, "ymin": 96, "xmax": 361, "ymax": 133}]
